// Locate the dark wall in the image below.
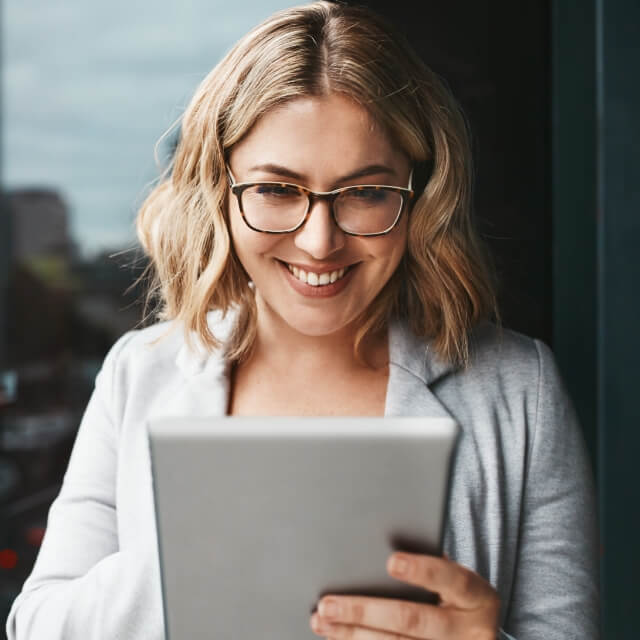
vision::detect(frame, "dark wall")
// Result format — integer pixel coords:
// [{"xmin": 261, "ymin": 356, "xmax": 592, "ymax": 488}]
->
[
  {"xmin": 359, "ymin": 0, "xmax": 552, "ymax": 344},
  {"xmin": 597, "ymin": 0, "xmax": 640, "ymax": 636}
]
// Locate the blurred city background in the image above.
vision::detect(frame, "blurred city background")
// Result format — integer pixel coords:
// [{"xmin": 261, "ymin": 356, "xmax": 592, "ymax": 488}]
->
[{"xmin": 0, "ymin": 0, "xmax": 302, "ymax": 631}]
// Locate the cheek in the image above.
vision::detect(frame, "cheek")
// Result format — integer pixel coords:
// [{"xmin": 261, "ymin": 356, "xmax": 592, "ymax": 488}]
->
[
  {"xmin": 361, "ymin": 228, "xmax": 408, "ymax": 273},
  {"xmin": 229, "ymin": 207, "xmax": 282, "ymax": 269},
  {"xmin": 386, "ymin": 220, "xmax": 409, "ymax": 266}
]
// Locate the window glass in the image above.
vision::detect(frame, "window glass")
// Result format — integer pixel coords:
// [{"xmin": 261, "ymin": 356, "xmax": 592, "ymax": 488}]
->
[{"xmin": 0, "ymin": 0, "xmax": 299, "ymax": 621}]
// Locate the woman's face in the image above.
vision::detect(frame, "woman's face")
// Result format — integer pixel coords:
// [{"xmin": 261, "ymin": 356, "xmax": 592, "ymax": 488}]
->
[{"xmin": 227, "ymin": 92, "xmax": 411, "ymax": 339}]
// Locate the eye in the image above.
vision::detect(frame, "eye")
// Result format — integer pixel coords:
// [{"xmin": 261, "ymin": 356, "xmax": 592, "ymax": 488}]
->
[
  {"xmin": 253, "ymin": 184, "xmax": 299, "ymax": 198},
  {"xmin": 341, "ymin": 187, "xmax": 389, "ymax": 204}
]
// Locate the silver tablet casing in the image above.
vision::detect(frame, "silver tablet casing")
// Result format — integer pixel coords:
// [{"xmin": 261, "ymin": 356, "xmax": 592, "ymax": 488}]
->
[{"xmin": 148, "ymin": 416, "xmax": 459, "ymax": 640}]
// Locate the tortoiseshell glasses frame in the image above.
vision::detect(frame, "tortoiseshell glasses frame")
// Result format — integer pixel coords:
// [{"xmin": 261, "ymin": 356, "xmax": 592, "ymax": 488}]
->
[{"xmin": 226, "ymin": 166, "xmax": 415, "ymax": 237}]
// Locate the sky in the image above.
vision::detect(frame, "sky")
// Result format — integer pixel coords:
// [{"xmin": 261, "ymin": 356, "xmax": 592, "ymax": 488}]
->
[{"xmin": 2, "ymin": 0, "xmax": 300, "ymax": 257}]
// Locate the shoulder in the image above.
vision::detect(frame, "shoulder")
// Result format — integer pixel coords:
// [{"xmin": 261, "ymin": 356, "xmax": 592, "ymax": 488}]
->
[
  {"xmin": 466, "ymin": 322, "xmax": 555, "ymax": 386},
  {"xmin": 391, "ymin": 318, "xmax": 554, "ymax": 392},
  {"xmin": 441, "ymin": 323, "xmax": 574, "ymax": 439},
  {"xmin": 98, "ymin": 309, "xmax": 236, "ymax": 389},
  {"xmin": 90, "ymin": 310, "xmax": 236, "ymax": 425},
  {"xmin": 99, "ymin": 320, "xmax": 181, "ymax": 381},
  {"xmin": 392, "ymin": 318, "xmax": 569, "ymax": 428},
  {"xmin": 468, "ymin": 325, "xmax": 578, "ymax": 435},
  {"xmin": 453, "ymin": 322, "xmax": 567, "ymax": 417}
]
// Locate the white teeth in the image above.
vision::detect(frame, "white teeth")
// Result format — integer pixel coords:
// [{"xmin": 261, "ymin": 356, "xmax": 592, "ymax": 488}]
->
[{"xmin": 286, "ymin": 263, "xmax": 349, "ymax": 286}]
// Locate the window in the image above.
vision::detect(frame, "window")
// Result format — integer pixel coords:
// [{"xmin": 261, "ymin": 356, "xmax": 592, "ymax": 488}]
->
[{"xmin": 0, "ymin": 0, "xmax": 299, "ymax": 622}]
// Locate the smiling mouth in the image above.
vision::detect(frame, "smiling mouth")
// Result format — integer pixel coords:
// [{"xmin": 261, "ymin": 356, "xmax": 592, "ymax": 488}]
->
[
  {"xmin": 288, "ymin": 265, "xmax": 347, "ymax": 286},
  {"xmin": 281, "ymin": 262, "xmax": 355, "ymax": 287}
]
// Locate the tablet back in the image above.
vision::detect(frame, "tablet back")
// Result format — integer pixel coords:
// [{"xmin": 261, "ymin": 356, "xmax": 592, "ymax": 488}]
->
[{"xmin": 148, "ymin": 416, "xmax": 458, "ymax": 640}]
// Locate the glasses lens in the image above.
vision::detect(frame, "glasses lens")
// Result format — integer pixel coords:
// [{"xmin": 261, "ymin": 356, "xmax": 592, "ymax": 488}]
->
[
  {"xmin": 242, "ymin": 184, "xmax": 307, "ymax": 232},
  {"xmin": 334, "ymin": 187, "xmax": 404, "ymax": 235}
]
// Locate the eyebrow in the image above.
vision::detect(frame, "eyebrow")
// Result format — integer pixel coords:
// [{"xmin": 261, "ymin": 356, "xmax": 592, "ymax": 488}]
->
[{"xmin": 247, "ymin": 163, "xmax": 397, "ymax": 184}]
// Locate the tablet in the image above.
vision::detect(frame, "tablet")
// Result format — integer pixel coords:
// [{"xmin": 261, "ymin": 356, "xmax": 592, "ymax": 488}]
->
[{"xmin": 148, "ymin": 416, "xmax": 459, "ymax": 640}]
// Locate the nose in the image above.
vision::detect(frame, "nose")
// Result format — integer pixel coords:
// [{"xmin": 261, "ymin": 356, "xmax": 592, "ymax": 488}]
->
[{"xmin": 293, "ymin": 197, "xmax": 346, "ymax": 259}]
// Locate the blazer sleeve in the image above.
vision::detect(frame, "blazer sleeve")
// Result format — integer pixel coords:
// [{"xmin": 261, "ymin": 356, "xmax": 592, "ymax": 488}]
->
[
  {"xmin": 503, "ymin": 340, "xmax": 600, "ymax": 639},
  {"xmin": 5, "ymin": 331, "xmax": 159, "ymax": 640}
]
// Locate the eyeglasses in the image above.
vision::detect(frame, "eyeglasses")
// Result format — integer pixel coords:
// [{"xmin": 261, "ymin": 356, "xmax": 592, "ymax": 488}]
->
[{"xmin": 226, "ymin": 166, "xmax": 414, "ymax": 236}]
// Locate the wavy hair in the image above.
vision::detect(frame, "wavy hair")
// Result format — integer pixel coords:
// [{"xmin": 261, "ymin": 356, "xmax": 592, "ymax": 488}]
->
[{"xmin": 136, "ymin": 0, "xmax": 498, "ymax": 367}]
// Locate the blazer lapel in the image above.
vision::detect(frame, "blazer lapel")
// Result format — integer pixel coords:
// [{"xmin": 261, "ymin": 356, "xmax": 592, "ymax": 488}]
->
[{"xmin": 385, "ymin": 318, "xmax": 458, "ymax": 420}]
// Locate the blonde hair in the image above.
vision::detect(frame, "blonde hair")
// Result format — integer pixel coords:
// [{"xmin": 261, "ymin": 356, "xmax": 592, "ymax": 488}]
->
[{"xmin": 136, "ymin": 0, "xmax": 498, "ymax": 367}]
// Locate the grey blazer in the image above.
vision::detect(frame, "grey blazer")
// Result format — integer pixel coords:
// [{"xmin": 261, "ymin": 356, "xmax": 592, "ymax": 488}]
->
[{"xmin": 6, "ymin": 313, "xmax": 599, "ymax": 640}]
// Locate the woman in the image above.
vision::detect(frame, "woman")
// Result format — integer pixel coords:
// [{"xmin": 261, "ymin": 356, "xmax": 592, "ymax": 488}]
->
[{"xmin": 6, "ymin": 2, "xmax": 599, "ymax": 639}]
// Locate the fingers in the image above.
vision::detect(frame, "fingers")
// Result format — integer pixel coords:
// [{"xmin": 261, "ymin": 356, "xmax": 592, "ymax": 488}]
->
[
  {"xmin": 311, "ymin": 613, "xmax": 412, "ymax": 639},
  {"xmin": 310, "ymin": 596, "xmax": 450, "ymax": 639},
  {"xmin": 386, "ymin": 553, "xmax": 497, "ymax": 610},
  {"xmin": 309, "ymin": 555, "xmax": 500, "ymax": 640}
]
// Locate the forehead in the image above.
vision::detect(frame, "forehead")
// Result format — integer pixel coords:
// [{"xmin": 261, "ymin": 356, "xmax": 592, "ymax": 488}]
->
[{"xmin": 229, "ymin": 93, "xmax": 408, "ymax": 180}]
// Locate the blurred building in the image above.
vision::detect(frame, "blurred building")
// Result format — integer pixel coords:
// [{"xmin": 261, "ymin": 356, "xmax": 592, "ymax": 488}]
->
[
  {"xmin": 7, "ymin": 189, "xmax": 76, "ymax": 262},
  {"xmin": 1, "ymin": 188, "xmax": 149, "ymax": 631}
]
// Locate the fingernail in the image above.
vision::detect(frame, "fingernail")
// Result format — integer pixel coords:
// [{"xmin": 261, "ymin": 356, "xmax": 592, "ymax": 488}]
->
[
  {"xmin": 391, "ymin": 555, "xmax": 408, "ymax": 575},
  {"xmin": 319, "ymin": 598, "xmax": 338, "ymax": 618}
]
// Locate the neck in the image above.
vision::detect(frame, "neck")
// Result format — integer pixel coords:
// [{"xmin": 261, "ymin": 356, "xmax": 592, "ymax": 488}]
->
[{"xmin": 250, "ymin": 295, "xmax": 388, "ymax": 374}]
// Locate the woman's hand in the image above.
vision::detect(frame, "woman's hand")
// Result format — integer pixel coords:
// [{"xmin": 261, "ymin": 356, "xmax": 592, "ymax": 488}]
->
[{"xmin": 310, "ymin": 552, "xmax": 500, "ymax": 640}]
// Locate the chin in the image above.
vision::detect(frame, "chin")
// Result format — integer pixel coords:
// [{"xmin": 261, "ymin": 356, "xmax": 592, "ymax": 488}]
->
[
  {"xmin": 285, "ymin": 318, "xmax": 349, "ymax": 338},
  {"xmin": 277, "ymin": 308, "xmax": 356, "ymax": 338}
]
